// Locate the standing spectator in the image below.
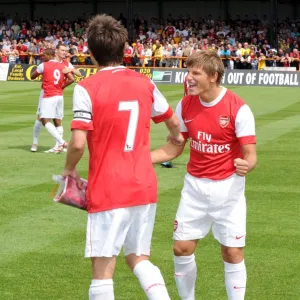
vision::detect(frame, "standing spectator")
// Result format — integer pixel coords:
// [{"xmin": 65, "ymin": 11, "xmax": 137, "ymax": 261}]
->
[
  {"xmin": 220, "ymin": 44, "xmax": 231, "ymax": 68},
  {"xmin": 258, "ymin": 52, "xmax": 266, "ymax": 70},
  {"xmin": 28, "ymin": 42, "xmax": 37, "ymax": 64}
]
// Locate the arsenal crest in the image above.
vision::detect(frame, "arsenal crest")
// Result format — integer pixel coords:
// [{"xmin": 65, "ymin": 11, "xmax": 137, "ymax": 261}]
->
[{"xmin": 219, "ymin": 115, "xmax": 230, "ymax": 128}]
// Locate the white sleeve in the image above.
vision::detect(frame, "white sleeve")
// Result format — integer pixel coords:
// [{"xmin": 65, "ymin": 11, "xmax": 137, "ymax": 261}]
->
[
  {"xmin": 72, "ymin": 85, "xmax": 92, "ymax": 123},
  {"xmin": 151, "ymin": 82, "xmax": 170, "ymax": 118},
  {"xmin": 68, "ymin": 62, "xmax": 74, "ymax": 69},
  {"xmin": 235, "ymin": 104, "xmax": 255, "ymax": 138},
  {"xmin": 36, "ymin": 63, "xmax": 44, "ymax": 74},
  {"xmin": 175, "ymin": 100, "xmax": 188, "ymax": 133}
]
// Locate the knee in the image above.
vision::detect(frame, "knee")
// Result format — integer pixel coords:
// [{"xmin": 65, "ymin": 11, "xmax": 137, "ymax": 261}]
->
[
  {"xmin": 221, "ymin": 246, "xmax": 244, "ymax": 263},
  {"xmin": 125, "ymin": 254, "xmax": 148, "ymax": 271},
  {"xmin": 173, "ymin": 241, "xmax": 196, "ymax": 257}
]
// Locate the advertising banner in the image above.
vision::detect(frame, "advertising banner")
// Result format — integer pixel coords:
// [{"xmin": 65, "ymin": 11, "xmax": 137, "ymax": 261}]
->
[
  {"xmin": 0, "ymin": 63, "xmax": 9, "ymax": 81},
  {"xmin": 5, "ymin": 64, "xmax": 300, "ymax": 87}
]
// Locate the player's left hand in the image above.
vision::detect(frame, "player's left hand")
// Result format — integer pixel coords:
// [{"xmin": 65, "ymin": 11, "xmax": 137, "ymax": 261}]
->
[
  {"xmin": 62, "ymin": 168, "xmax": 83, "ymax": 189},
  {"xmin": 234, "ymin": 158, "xmax": 249, "ymax": 176}
]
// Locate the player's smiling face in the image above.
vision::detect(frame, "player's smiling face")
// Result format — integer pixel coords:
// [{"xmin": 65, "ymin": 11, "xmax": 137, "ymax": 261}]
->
[{"xmin": 186, "ymin": 66, "xmax": 218, "ymax": 96}]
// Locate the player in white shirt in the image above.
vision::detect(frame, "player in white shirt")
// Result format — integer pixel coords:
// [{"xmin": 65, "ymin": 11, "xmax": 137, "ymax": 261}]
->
[{"xmin": 151, "ymin": 51, "xmax": 257, "ymax": 300}]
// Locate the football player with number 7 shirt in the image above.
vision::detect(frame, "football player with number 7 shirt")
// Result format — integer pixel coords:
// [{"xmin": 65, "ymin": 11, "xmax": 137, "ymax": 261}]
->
[
  {"xmin": 151, "ymin": 51, "xmax": 257, "ymax": 300},
  {"xmin": 31, "ymin": 48, "xmax": 74, "ymax": 152},
  {"xmin": 61, "ymin": 14, "xmax": 184, "ymax": 300}
]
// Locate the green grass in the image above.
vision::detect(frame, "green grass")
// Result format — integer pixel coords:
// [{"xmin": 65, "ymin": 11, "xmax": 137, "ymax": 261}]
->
[{"xmin": 0, "ymin": 82, "xmax": 299, "ymax": 299}]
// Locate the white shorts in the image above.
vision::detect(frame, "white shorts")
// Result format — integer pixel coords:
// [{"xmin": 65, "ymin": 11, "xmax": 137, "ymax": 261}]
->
[
  {"xmin": 38, "ymin": 95, "xmax": 64, "ymax": 119},
  {"xmin": 174, "ymin": 173, "xmax": 246, "ymax": 247},
  {"xmin": 85, "ymin": 204, "xmax": 157, "ymax": 257}
]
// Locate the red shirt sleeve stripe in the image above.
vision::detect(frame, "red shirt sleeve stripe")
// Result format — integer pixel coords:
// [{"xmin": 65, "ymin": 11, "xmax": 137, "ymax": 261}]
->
[
  {"xmin": 71, "ymin": 120, "xmax": 94, "ymax": 131},
  {"xmin": 239, "ymin": 135, "xmax": 256, "ymax": 145},
  {"xmin": 152, "ymin": 106, "xmax": 173, "ymax": 124}
]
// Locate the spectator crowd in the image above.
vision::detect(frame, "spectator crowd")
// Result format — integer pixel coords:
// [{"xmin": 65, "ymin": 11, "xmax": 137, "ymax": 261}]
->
[{"xmin": 0, "ymin": 12, "xmax": 300, "ymax": 69}]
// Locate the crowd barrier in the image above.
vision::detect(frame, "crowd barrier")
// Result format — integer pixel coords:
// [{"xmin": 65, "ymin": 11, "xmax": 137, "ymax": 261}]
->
[
  {"xmin": 3, "ymin": 53, "xmax": 300, "ymax": 69},
  {"xmin": 0, "ymin": 63, "xmax": 299, "ymax": 87}
]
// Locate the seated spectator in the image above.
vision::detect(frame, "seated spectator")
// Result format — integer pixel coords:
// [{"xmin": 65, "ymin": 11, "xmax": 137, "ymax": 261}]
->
[
  {"xmin": 143, "ymin": 43, "xmax": 153, "ymax": 67},
  {"xmin": 266, "ymin": 49, "xmax": 277, "ymax": 67},
  {"xmin": 123, "ymin": 41, "xmax": 133, "ymax": 66},
  {"xmin": 281, "ymin": 53, "xmax": 292, "ymax": 67},
  {"xmin": 1, "ymin": 48, "xmax": 8, "ymax": 63}
]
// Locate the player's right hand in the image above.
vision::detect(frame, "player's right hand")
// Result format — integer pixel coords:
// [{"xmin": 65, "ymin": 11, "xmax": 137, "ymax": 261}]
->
[
  {"xmin": 167, "ymin": 133, "xmax": 185, "ymax": 146},
  {"xmin": 62, "ymin": 168, "xmax": 83, "ymax": 189}
]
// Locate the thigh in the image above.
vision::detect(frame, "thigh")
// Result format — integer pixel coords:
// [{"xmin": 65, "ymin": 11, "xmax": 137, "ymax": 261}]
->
[
  {"xmin": 211, "ymin": 174, "xmax": 246, "ymax": 247},
  {"xmin": 39, "ymin": 96, "xmax": 58, "ymax": 119},
  {"xmin": 91, "ymin": 256, "xmax": 117, "ymax": 280},
  {"xmin": 123, "ymin": 204, "xmax": 156, "ymax": 257},
  {"xmin": 55, "ymin": 96, "xmax": 64, "ymax": 120},
  {"xmin": 174, "ymin": 173, "xmax": 213, "ymax": 241},
  {"xmin": 85, "ymin": 208, "xmax": 132, "ymax": 258}
]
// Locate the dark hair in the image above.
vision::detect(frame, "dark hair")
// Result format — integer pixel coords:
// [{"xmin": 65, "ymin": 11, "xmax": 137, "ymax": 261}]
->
[
  {"xmin": 87, "ymin": 14, "xmax": 128, "ymax": 66},
  {"xmin": 56, "ymin": 43, "xmax": 66, "ymax": 49},
  {"xmin": 43, "ymin": 48, "xmax": 55, "ymax": 56}
]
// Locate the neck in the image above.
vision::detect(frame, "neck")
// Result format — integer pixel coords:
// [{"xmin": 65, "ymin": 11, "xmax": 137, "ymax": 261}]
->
[
  {"xmin": 55, "ymin": 56, "xmax": 63, "ymax": 62},
  {"xmin": 97, "ymin": 63, "xmax": 121, "ymax": 71},
  {"xmin": 199, "ymin": 86, "xmax": 223, "ymax": 103}
]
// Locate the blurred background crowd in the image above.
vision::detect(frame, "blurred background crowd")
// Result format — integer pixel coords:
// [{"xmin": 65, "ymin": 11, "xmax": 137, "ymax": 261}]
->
[{"xmin": 0, "ymin": 12, "xmax": 299, "ymax": 69}]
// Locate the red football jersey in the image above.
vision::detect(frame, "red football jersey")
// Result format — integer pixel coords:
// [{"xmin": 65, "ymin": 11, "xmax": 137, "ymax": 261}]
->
[
  {"xmin": 165, "ymin": 26, "xmax": 175, "ymax": 36},
  {"xmin": 71, "ymin": 66, "xmax": 173, "ymax": 213},
  {"xmin": 36, "ymin": 60, "xmax": 66, "ymax": 98},
  {"xmin": 184, "ymin": 75, "xmax": 188, "ymax": 96},
  {"xmin": 176, "ymin": 87, "xmax": 256, "ymax": 180}
]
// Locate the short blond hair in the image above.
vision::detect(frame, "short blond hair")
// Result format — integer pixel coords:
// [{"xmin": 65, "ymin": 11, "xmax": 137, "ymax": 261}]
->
[{"xmin": 186, "ymin": 50, "xmax": 224, "ymax": 85}]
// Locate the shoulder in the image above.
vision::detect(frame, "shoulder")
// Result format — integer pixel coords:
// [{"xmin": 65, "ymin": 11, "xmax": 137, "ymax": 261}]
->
[
  {"xmin": 78, "ymin": 73, "xmax": 97, "ymax": 90},
  {"xmin": 222, "ymin": 89, "xmax": 251, "ymax": 120},
  {"xmin": 224, "ymin": 89, "xmax": 246, "ymax": 108},
  {"xmin": 181, "ymin": 95, "xmax": 197, "ymax": 110}
]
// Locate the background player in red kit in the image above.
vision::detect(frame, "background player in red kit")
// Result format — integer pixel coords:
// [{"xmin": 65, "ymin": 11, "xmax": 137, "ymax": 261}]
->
[
  {"xmin": 151, "ymin": 51, "xmax": 257, "ymax": 300},
  {"xmin": 31, "ymin": 43, "xmax": 82, "ymax": 153},
  {"xmin": 62, "ymin": 14, "xmax": 183, "ymax": 300},
  {"xmin": 31, "ymin": 49, "xmax": 74, "ymax": 152}
]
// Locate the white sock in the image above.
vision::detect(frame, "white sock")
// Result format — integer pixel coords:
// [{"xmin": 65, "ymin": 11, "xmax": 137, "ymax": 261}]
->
[
  {"xmin": 133, "ymin": 260, "xmax": 170, "ymax": 300},
  {"xmin": 174, "ymin": 255, "xmax": 197, "ymax": 300},
  {"xmin": 54, "ymin": 126, "xmax": 63, "ymax": 148},
  {"xmin": 224, "ymin": 260, "xmax": 247, "ymax": 300},
  {"xmin": 33, "ymin": 120, "xmax": 42, "ymax": 145},
  {"xmin": 44, "ymin": 122, "xmax": 65, "ymax": 145},
  {"xmin": 89, "ymin": 279, "xmax": 114, "ymax": 300}
]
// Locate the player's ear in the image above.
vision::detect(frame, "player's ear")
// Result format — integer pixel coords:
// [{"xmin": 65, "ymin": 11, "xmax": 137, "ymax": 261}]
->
[{"xmin": 210, "ymin": 72, "xmax": 218, "ymax": 84}]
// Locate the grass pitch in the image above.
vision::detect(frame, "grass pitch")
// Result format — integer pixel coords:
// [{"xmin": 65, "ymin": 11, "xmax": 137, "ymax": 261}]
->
[{"xmin": 0, "ymin": 82, "xmax": 299, "ymax": 299}]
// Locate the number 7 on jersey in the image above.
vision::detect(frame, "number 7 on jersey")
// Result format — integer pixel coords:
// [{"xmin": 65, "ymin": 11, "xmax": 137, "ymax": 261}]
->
[{"xmin": 118, "ymin": 101, "xmax": 139, "ymax": 152}]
